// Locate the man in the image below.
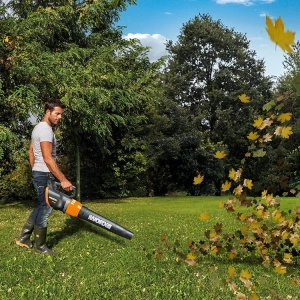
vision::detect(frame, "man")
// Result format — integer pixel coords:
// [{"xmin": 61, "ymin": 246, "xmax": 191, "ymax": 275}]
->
[{"xmin": 16, "ymin": 99, "xmax": 73, "ymax": 255}]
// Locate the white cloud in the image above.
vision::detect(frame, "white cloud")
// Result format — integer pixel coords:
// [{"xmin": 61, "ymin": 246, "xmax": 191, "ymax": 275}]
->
[
  {"xmin": 216, "ymin": 0, "xmax": 253, "ymax": 5},
  {"xmin": 215, "ymin": 0, "xmax": 275, "ymax": 4},
  {"xmin": 124, "ymin": 33, "xmax": 168, "ymax": 62}
]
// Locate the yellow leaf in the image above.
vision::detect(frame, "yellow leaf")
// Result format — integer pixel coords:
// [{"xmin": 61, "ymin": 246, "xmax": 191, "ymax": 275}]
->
[
  {"xmin": 193, "ymin": 174, "xmax": 204, "ymax": 185},
  {"xmin": 240, "ymin": 269, "xmax": 252, "ymax": 279},
  {"xmin": 214, "ymin": 150, "xmax": 227, "ymax": 159},
  {"xmin": 247, "ymin": 131, "xmax": 260, "ymax": 140},
  {"xmin": 228, "ymin": 252, "xmax": 236, "ymax": 260},
  {"xmin": 211, "ymin": 246, "xmax": 218, "ymax": 255},
  {"xmin": 209, "ymin": 231, "xmax": 218, "ymax": 239},
  {"xmin": 243, "ymin": 179, "xmax": 253, "ymax": 190},
  {"xmin": 186, "ymin": 252, "xmax": 197, "ymax": 260},
  {"xmin": 290, "ymin": 237, "xmax": 298, "ymax": 245},
  {"xmin": 229, "ymin": 168, "xmax": 236, "ymax": 180},
  {"xmin": 249, "ymin": 293, "xmax": 260, "ymax": 300},
  {"xmin": 277, "ymin": 112, "xmax": 292, "ymax": 123},
  {"xmin": 239, "ymin": 94, "xmax": 250, "ymax": 103},
  {"xmin": 239, "ymin": 213, "xmax": 247, "ymax": 221},
  {"xmin": 281, "ymin": 126, "xmax": 293, "ymax": 139},
  {"xmin": 265, "ymin": 15, "xmax": 295, "ymax": 53},
  {"xmin": 228, "ymin": 266, "xmax": 236, "ymax": 277},
  {"xmin": 253, "ymin": 117, "xmax": 263, "ymax": 128},
  {"xmin": 274, "ymin": 266, "xmax": 287, "ymax": 275},
  {"xmin": 218, "ymin": 201, "xmax": 224, "ymax": 208},
  {"xmin": 221, "ymin": 181, "xmax": 231, "ymax": 192},
  {"xmin": 233, "ymin": 184, "xmax": 243, "ymax": 196},
  {"xmin": 241, "ymin": 225, "xmax": 248, "ymax": 234},
  {"xmin": 3, "ymin": 36, "xmax": 9, "ymax": 43},
  {"xmin": 199, "ymin": 212, "xmax": 211, "ymax": 221}
]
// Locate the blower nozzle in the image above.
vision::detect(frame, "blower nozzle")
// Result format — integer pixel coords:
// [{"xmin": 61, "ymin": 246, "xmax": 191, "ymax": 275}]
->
[{"xmin": 45, "ymin": 182, "xmax": 133, "ymax": 240}]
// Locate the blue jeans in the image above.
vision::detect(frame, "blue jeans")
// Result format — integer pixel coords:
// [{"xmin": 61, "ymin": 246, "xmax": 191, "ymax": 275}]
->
[{"xmin": 29, "ymin": 171, "xmax": 55, "ymax": 227}]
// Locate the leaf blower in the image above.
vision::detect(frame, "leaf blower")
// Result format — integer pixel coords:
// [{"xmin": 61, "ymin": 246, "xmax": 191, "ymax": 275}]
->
[{"xmin": 45, "ymin": 182, "xmax": 133, "ymax": 240}]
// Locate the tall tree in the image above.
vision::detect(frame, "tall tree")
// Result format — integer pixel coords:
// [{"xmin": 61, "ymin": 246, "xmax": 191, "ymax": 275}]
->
[
  {"xmin": 162, "ymin": 14, "xmax": 274, "ymax": 193},
  {"xmin": 1, "ymin": 0, "xmax": 164, "ymax": 200}
]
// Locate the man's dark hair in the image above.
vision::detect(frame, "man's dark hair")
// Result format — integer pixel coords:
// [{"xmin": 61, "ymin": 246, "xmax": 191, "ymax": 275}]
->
[{"xmin": 44, "ymin": 98, "xmax": 66, "ymax": 114}]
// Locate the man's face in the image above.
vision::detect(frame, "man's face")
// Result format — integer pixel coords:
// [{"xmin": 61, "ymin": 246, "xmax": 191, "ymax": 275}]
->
[{"xmin": 48, "ymin": 107, "xmax": 63, "ymax": 126}]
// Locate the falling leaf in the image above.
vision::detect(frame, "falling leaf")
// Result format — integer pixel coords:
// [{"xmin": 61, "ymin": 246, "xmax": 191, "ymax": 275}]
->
[
  {"xmin": 193, "ymin": 174, "xmax": 204, "ymax": 185},
  {"xmin": 247, "ymin": 132, "xmax": 260, "ymax": 140},
  {"xmin": 253, "ymin": 117, "xmax": 263, "ymax": 128},
  {"xmin": 229, "ymin": 168, "xmax": 236, "ymax": 180},
  {"xmin": 263, "ymin": 133, "xmax": 273, "ymax": 142},
  {"xmin": 221, "ymin": 181, "xmax": 231, "ymax": 192},
  {"xmin": 199, "ymin": 212, "xmax": 211, "ymax": 221},
  {"xmin": 277, "ymin": 112, "xmax": 292, "ymax": 123},
  {"xmin": 233, "ymin": 185, "xmax": 243, "ymax": 196},
  {"xmin": 239, "ymin": 94, "xmax": 250, "ymax": 103},
  {"xmin": 265, "ymin": 15, "xmax": 295, "ymax": 53},
  {"xmin": 243, "ymin": 179, "xmax": 253, "ymax": 190},
  {"xmin": 214, "ymin": 150, "xmax": 227, "ymax": 159},
  {"xmin": 281, "ymin": 126, "xmax": 293, "ymax": 138},
  {"xmin": 252, "ymin": 148, "xmax": 266, "ymax": 158},
  {"xmin": 259, "ymin": 118, "xmax": 273, "ymax": 130}
]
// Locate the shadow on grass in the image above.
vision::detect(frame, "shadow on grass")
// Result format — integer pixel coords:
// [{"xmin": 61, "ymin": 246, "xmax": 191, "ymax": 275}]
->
[{"xmin": 47, "ymin": 216, "xmax": 127, "ymax": 248}]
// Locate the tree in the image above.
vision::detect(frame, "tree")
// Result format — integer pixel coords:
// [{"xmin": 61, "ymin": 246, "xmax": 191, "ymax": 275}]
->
[
  {"xmin": 1, "ymin": 0, "xmax": 164, "ymax": 200},
  {"xmin": 162, "ymin": 14, "xmax": 274, "ymax": 194}
]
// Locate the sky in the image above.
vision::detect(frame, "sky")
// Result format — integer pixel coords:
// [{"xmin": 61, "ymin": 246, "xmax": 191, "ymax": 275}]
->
[{"xmin": 117, "ymin": 0, "xmax": 300, "ymax": 78}]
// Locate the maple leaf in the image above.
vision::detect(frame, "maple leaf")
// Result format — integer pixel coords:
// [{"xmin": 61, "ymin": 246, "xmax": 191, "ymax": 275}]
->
[
  {"xmin": 233, "ymin": 184, "xmax": 243, "ymax": 196},
  {"xmin": 221, "ymin": 181, "xmax": 231, "ymax": 192},
  {"xmin": 186, "ymin": 252, "xmax": 197, "ymax": 260},
  {"xmin": 193, "ymin": 174, "xmax": 204, "ymax": 185},
  {"xmin": 263, "ymin": 133, "xmax": 273, "ymax": 142},
  {"xmin": 249, "ymin": 293, "xmax": 260, "ymax": 300},
  {"xmin": 229, "ymin": 168, "xmax": 236, "ymax": 180},
  {"xmin": 253, "ymin": 117, "xmax": 263, "ymax": 128},
  {"xmin": 265, "ymin": 15, "xmax": 295, "ymax": 53},
  {"xmin": 199, "ymin": 212, "xmax": 210, "ymax": 221},
  {"xmin": 252, "ymin": 148, "xmax": 266, "ymax": 158},
  {"xmin": 243, "ymin": 179, "xmax": 253, "ymax": 190},
  {"xmin": 247, "ymin": 131, "xmax": 260, "ymax": 140},
  {"xmin": 240, "ymin": 269, "xmax": 252, "ymax": 279},
  {"xmin": 239, "ymin": 93, "xmax": 250, "ymax": 103},
  {"xmin": 281, "ymin": 126, "xmax": 293, "ymax": 138},
  {"xmin": 274, "ymin": 266, "xmax": 287, "ymax": 275},
  {"xmin": 228, "ymin": 266, "xmax": 236, "ymax": 277},
  {"xmin": 214, "ymin": 150, "xmax": 227, "ymax": 159},
  {"xmin": 259, "ymin": 118, "xmax": 273, "ymax": 130},
  {"xmin": 277, "ymin": 112, "xmax": 292, "ymax": 123}
]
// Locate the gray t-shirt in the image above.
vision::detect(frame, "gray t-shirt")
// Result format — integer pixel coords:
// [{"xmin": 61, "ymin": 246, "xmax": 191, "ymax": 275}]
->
[{"xmin": 32, "ymin": 121, "xmax": 56, "ymax": 172}]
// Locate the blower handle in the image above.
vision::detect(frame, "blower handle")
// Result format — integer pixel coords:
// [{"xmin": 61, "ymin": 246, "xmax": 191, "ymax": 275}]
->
[{"xmin": 53, "ymin": 181, "xmax": 76, "ymax": 198}]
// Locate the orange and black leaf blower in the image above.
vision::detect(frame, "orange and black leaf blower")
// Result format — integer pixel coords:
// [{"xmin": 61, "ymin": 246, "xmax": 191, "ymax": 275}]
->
[{"xmin": 45, "ymin": 182, "xmax": 133, "ymax": 240}]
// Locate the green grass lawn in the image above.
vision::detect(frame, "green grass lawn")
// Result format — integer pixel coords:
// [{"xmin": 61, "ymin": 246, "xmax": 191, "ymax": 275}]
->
[{"xmin": 0, "ymin": 196, "xmax": 299, "ymax": 299}]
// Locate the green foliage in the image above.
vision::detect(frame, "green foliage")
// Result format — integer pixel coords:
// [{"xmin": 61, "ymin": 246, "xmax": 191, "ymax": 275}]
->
[{"xmin": 0, "ymin": 148, "xmax": 35, "ymax": 203}]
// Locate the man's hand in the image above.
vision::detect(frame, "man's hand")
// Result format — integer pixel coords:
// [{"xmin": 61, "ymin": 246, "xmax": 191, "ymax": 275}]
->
[{"xmin": 61, "ymin": 179, "xmax": 73, "ymax": 191}]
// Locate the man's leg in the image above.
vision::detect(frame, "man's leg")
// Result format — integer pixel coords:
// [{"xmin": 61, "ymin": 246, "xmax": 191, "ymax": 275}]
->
[{"xmin": 32, "ymin": 172, "xmax": 56, "ymax": 255}]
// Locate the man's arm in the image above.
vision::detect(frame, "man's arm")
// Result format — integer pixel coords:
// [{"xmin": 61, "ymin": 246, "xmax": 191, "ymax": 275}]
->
[
  {"xmin": 28, "ymin": 141, "xmax": 34, "ymax": 168},
  {"xmin": 40, "ymin": 141, "xmax": 73, "ymax": 191}
]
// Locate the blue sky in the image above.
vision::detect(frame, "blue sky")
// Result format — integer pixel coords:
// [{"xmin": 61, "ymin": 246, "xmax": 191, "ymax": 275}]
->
[{"xmin": 117, "ymin": 0, "xmax": 300, "ymax": 77}]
